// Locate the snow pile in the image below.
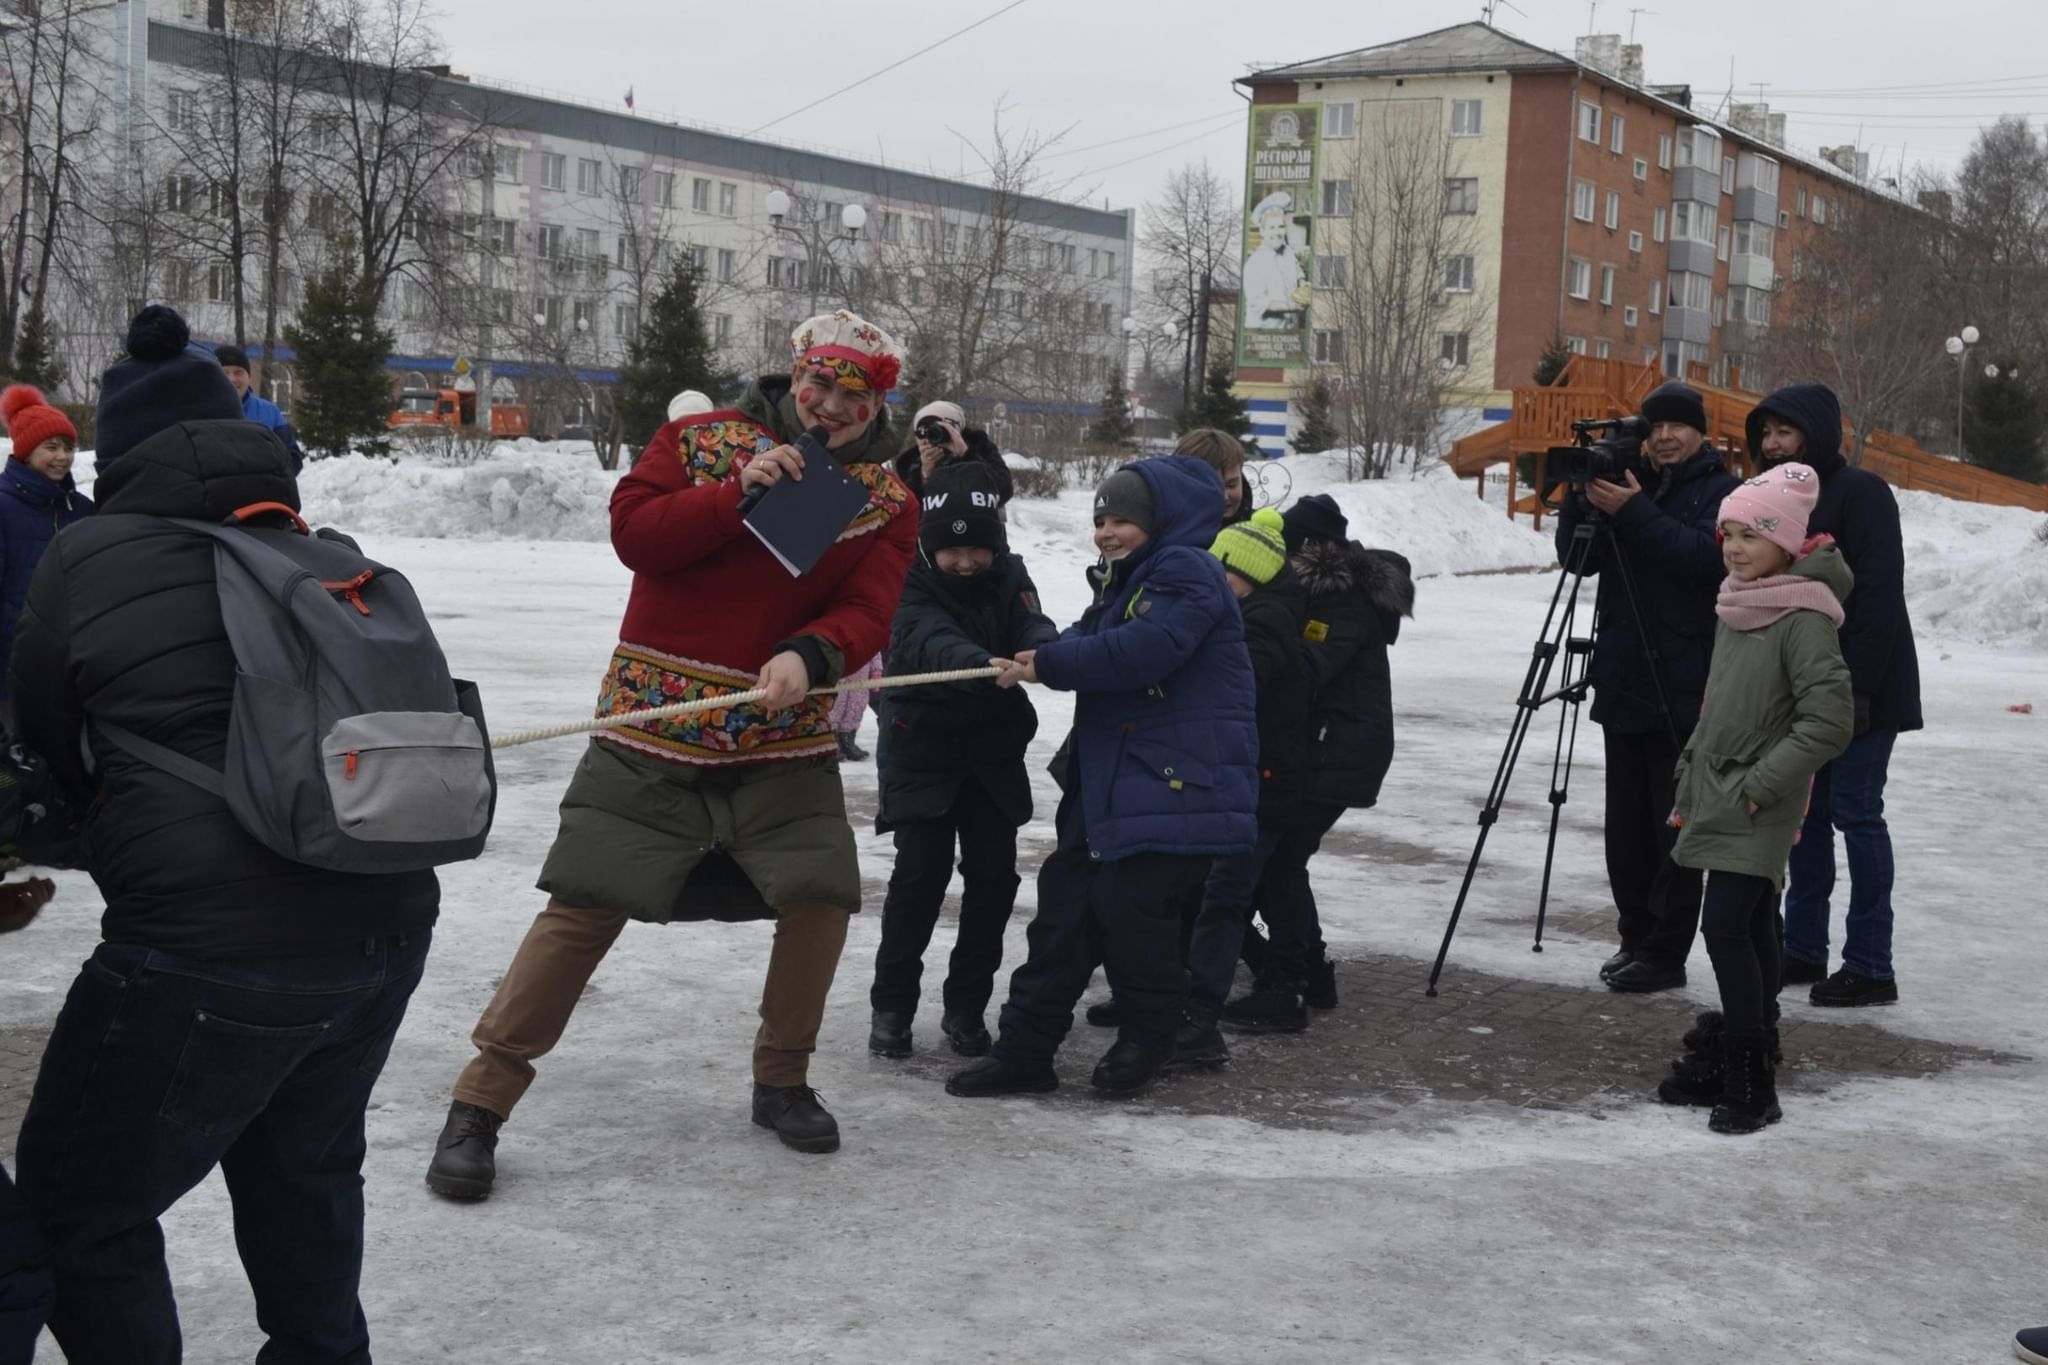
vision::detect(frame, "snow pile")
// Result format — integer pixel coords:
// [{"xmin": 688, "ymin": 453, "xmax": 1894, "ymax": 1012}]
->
[
  {"xmin": 1897, "ymin": 489, "xmax": 2048, "ymax": 647},
  {"xmin": 298, "ymin": 444, "xmax": 623, "ymax": 542}
]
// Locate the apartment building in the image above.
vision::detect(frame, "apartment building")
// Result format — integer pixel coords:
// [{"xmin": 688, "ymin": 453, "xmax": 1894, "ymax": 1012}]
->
[{"xmin": 1234, "ymin": 22, "xmax": 1902, "ymax": 450}]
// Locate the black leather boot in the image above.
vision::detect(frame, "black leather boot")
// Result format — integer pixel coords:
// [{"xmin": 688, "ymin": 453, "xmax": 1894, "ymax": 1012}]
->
[
  {"xmin": 751, "ymin": 1083, "xmax": 840, "ymax": 1153},
  {"xmin": 1165, "ymin": 1004, "xmax": 1229, "ymax": 1071},
  {"xmin": 1304, "ymin": 958, "xmax": 1339, "ymax": 1011},
  {"xmin": 1090, "ymin": 1037, "xmax": 1174, "ymax": 1095},
  {"xmin": 940, "ymin": 1010, "xmax": 991, "ymax": 1057},
  {"xmin": 1083, "ymin": 999, "xmax": 1120, "ymax": 1027},
  {"xmin": 1221, "ymin": 979, "xmax": 1307, "ymax": 1033},
  {"xmin": 1656, "ymin": 1035, "xmax": 1724, "ymax": 1107},
  {"xmin": 868, "ymin": 1009, "xmax": 913, "ymax": 1058},
  {"xmin": 1709, "ymin": 1039, "xmax": 1782, "ymax": 1135},
  {"xmin": 945, "ymin": 1055, "xmax": 1058, "ymax": 1098},
  {"xmin": 425, "ymin": 1101, "xmax": 504, "ymax": 1200}
]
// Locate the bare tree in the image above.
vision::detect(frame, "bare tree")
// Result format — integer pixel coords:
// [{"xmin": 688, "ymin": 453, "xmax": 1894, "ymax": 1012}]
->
[
  {"xmin": 1317, "ymin": 99, "xmax": 1490, "ymax": 478},
  {"xmin": 1763, "ymin": 172, "xmax": 1951, "ymax": 464},
  {"xmin": 1139, "ymin": 160, "xmax": 1238, "ymax": 415},
  {"xmin": 1955, "ymin": 116, "xmax": 2048, "ymax": 376}
]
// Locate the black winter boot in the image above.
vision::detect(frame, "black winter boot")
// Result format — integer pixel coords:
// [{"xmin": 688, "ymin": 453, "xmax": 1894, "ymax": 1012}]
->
[
  {"xmin": 1165, "ymin": 1003, "xmax": 1229, "ymax": 1071},
  {"xmin": 1677, "ymin": 1012, "xmax": 1782, "ymax": 1069},
  {"xmin": 1091, "ymin": 1037, "xmax": 1174, "ymax": 1095},
  {"xmin": 945, "ymin": 1055, "xmax": 1058, "ymax": 1098},
  {"xmin": 1304, "ymin": 959, "xmax": 1339, "ymax": 1011},
  {"xmin": 835, "ymin": 731, "xmax": 869, "ymax": 762},
  {"xmin": 1657, "ymin": 1035, "xmax": 1724, "ymax": 1107},
  {"xmin": 1809, "ymin": 968, "xmax": 1898, "ymax": 1008},
  {"xmin": 868, "ymin": 1009, "xmax": 913, "ymax": 1058},
  {"xmin": 1599, "ymin": 948, "xmax": 1635, "ymax": 982},
  {"xmin": 1221, "ymin": 979, "xmax": 1308, "ymax": 1033},
  {"xmin": 1084, "ymin": 999, "xmax": 1121, "ymax": 1028},
  {"xmin": 1709, "ymin": 1039, "xmax": 1782, "ymax": 1135},
  {"xmin": 1779, "ymin": 955, "xmax": 1827, "ymax": 990},
  {"xmin": 940, "ymin": 1011, "xmax": 992, "ymax": 1057},
  {"xmin": 752, "ymin": 1083, "xmax": 840, "ymax": 1153},
  {"xmin": 425, "ymin": 1101, "xmax": 504, "ymax": 1200},
  {"xmin": 1605, "ymin": 958, "xmax": 1687, "ymax": 993}
]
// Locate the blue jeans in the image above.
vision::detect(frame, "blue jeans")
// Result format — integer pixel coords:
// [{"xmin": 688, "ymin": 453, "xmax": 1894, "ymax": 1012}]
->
[
  {"xmin": 1784, "ymin": 730, "xmax": 1897, "ymax": 979},
  {"xmin": 1186, "ymin": 824, "xmax": 1283, "ymax": 1010},
  {"xmin": 15, "ymin": 931, "xmax": 431, "ymax": 1365}
]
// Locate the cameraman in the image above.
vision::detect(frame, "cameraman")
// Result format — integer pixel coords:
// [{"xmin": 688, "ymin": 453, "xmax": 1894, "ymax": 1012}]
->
[
  {"xmin": 1555, "ymin": 381, "xmax": 1740, "ymax": 994},
  {"xmin": 892, "ymin": 400, "xmax": 1014, "ymax": 505}
]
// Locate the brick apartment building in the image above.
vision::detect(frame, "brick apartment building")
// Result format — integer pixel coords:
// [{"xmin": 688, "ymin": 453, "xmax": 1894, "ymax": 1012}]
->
[{"xmin": 1232, "ymin": 22, "xmax": 1902, "ymax": 453}]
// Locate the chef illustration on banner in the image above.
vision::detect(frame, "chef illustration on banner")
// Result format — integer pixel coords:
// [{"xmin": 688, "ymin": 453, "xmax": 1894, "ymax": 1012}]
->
[{"xmin": 1241, "ymin": 190, "xmax": 1311, "ymax": 332}]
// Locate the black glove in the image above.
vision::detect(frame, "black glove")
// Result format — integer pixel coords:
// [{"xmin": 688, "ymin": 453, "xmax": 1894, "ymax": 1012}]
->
[{"xmin": 1853, "ymin": 692, "xmax": 1872, "ymax": 738}]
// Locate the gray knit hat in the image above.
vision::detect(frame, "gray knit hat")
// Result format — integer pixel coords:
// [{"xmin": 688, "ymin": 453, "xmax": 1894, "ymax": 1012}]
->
[{"xmin": 1093, "ymin": 468, "xmax": 1154, "ymax": 535}]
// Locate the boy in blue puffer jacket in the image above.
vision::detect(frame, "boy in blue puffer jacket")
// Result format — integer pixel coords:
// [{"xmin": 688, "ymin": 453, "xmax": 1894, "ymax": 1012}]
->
[{"xmin": 947, "ymin": 455, "xmax": 1259, "ymax": 1099}]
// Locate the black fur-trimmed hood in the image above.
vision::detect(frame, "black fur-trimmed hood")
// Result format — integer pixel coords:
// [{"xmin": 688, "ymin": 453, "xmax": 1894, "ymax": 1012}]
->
[{"xmin": 1292, "ymin": 539, "xmax": 1416, "ymax": 639}]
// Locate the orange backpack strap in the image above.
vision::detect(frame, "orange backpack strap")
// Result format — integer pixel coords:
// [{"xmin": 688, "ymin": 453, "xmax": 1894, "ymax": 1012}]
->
[{"xmin": 228, "ymin": 501, "xmax": 310, "ymax": 535}]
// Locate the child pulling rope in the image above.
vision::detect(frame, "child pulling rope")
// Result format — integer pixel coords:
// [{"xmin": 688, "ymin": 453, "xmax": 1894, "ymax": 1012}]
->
[{"xmin": 489, "ymin": 666, "xmax": 1005, "ymax": 750}]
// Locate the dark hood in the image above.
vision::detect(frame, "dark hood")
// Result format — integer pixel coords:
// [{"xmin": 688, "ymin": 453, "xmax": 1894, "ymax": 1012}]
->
[
  {"xmin": 1292, "ymin": 539, "xmax": 1417, "ymax": 643},
  {"xmin": 2, "ymin": 456, "xmax": 79, "ymax": 508},
  {"xmin": 1747, "ymin": 384, "xmax": 1844, "ymax": 477},
  {"xmin": 1127, "ymin": 454, "xmax": 1226, "ymax": 553},
  {"xmin": 737, "ymin": 374, "xmax": 894, "ymax": 465},
  {"xmin": 92, "ymin": 418, "xmax": 298, "ymax": 520}
]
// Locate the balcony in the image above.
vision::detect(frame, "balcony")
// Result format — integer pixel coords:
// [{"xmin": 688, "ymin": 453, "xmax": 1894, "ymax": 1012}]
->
[
  {"xmin": 1728, "ymin": 252, "xmax": 1774, "ymax": 292},
  {"xmin": 1665, "ymin": 304, "xmax": 1712, "ymax": 344},
  {"xmin": 1733, "ymin": 187, "xmax": 1778, "ymax": 224},
  {"xmin": 1671, "ymin": 166, "xmax": 1720, "ymax": 205},
  {"xmin": 1667, "ymin": 238, "xmax": 1716, "ymax": 276}
]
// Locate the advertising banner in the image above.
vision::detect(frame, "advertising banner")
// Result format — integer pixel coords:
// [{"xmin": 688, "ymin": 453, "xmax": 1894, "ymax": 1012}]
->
[{"xmin": 1237, "ymin": 104, "xmax": 1320, "ymax": 368}]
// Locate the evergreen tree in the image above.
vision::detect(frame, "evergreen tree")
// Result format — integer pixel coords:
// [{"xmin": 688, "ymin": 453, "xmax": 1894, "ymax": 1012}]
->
[
  {"xmin": 7, "ymin": 305, "xmax": 67, "ymax": 394},
  {"xmin": 1292, "ymin": 373, "xmax": 1340, "ymax": 454},
  {"xmin": 612, "ymin": 259, "xmax": 729, "ymax": 453},
  {"xmin": 1533, "ymin": 334, "xmax": 1572, "ymax": 386},
  {"xmin": 285, "ymin": 248, "xmax": 395, "ymax": 459},
  {"xmin": 1088, "ymin": 365, "xmax": 1134, "ymax": 446},
  {"xmin": 896, "ymin": 330, "xmax": 950, "ymax": 427},
  {"xmin": 1185, "ymin": 358, "xmax": 1251, "ymax": 439},
  {"xmin": 1963, "ymin": 362, "xmax": 2045, "ymax": 482}
]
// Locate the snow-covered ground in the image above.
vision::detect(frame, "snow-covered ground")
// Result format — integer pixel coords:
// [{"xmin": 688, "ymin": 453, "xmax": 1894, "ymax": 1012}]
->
[{"xmin": 8, "ymin": 448, "xmax": 2048, "ymax": 1363}]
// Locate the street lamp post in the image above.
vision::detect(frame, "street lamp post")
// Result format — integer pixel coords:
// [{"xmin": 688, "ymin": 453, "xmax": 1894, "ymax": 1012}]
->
[
  {"xmin": 1944, "ymin": 324, "xmax": 1981, "ymax": 458},
  {"xmin": 765, "ymin": 189, "xmax": 867, "ymax": 316}
]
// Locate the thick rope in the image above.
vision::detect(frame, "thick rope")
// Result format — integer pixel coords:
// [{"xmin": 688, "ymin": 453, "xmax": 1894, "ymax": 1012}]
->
[{"xmin": 489, "ymin": 666, "xmax": 1005, "ymax": 750}]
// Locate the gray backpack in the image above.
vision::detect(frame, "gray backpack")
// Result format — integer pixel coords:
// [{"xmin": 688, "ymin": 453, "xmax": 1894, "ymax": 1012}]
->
[{"xmin": 100, "ymin": 504, "xmax": 496, "ymax": 873}]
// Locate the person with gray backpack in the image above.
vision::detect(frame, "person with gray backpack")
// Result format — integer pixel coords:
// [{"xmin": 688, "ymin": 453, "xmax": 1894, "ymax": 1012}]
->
[{"xmin": 5, "ymin": 305, "xmax": 491, "ymax": 1363}]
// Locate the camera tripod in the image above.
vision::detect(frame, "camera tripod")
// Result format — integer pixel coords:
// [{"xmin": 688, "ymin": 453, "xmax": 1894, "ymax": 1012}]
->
[{"xmin": 1424, "ymin": 503, "xmax": 1680, "ymax": 996}]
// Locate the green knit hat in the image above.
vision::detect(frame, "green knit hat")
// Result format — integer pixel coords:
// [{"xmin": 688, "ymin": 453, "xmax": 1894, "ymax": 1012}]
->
[{"xmin": 1209, "ymin": 507, "xmax": 1289, "ymax": 586}]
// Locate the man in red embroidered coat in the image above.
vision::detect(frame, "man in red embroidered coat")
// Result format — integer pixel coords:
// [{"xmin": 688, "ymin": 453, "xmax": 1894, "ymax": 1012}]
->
[{"xmin": 427, "ymin": 312, "xmax": 916, "ymax": 1194}]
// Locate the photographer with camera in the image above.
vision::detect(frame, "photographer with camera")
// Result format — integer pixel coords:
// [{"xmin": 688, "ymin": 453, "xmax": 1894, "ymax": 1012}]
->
[
  {"xmin": 892, "ymin": 400, "xmax": 1014, "ymax": 506},
  {"xmin": 1555, "ymin": 381, "xmax": 1741, "ymax": 994}
]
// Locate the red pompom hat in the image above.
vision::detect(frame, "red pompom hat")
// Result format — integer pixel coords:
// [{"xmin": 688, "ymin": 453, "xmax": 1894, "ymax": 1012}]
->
[{"xmin": 2, "ymin": 384, "xmax": 78, "ymax": 462}]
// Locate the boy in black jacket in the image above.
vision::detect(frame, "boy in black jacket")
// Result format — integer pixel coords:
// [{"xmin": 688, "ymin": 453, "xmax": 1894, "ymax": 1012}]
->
[
  {"xmin": 868, "ymin": 462, "xmax": 1057, "ymax": 1058},
  {"xmin": 1178, "ymin": 507, "xmax": 1311, "ymax": 1065}
]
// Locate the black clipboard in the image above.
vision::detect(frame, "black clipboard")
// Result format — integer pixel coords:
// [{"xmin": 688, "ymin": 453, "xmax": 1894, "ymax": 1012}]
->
[{"xmin": 742, "ymin": 454, "xmax": 872, "ymax": 576}]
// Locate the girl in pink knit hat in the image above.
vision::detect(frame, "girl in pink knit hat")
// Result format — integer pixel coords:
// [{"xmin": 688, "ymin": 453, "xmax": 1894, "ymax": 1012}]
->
[{"xmin": 1659, "ymin": 462, "xmax": 1855, "ymax": 1135}]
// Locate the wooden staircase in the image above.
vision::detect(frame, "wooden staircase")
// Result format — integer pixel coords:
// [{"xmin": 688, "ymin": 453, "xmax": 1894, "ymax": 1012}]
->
[{"xmin": 1447, "ymin": 357, "xmax": 2048, "ymax": 526}]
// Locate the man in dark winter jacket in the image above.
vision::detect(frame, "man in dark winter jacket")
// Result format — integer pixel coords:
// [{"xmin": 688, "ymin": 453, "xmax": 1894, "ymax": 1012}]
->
[
  {"xmin": 1747, "ymin": 383, "xmax": 1920, "ymax": 1007},
  {"xmin": 1176, "ymin": 506, "xmax": 1311, "ymax": 1065},
  {"xmin": 6, "ymin": 305, "xmax": 437, "ymax": 1362},
  {"xmin": 948, "ymin": 456, "xmax": 1259, "ymax": 1099},
  {"xmin": 1554, "ymin": 381, "xmax": 1742, "ymax": 994},
  {"xmin": 891, "ymin": 399, "xmax": 1015, "ymax": 504},
  {"xmin": 868, "ymin": 461, "xmax": 1057, "ymax": 1060},
  {"xmin": 1224, "ymin": 494, "xmax": 1414, "ymax": 1031}
]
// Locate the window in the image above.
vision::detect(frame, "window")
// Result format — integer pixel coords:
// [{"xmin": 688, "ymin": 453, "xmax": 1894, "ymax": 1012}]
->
[
  {"xmin": 1811, "ymin": 193, "xmax": 1826, "ymax": 223},
  {"xmin": 1451, "ymin": 99, "xmax": 1483, "ymax": 137},
  {"xmin": 1792, "ymin": 247, "xmax": 1804, "ymax": 279},
  {"xmin": 1315, "ymin": 255, "xmax": 1349, "ymax": 289},
  {"xmin": 536, "ymin": 295, "xmax": 563, "ymax": 330},
  {"xmin": 1573, "ymin": 179, "xmax": 1596, "ymax": 222},
  {"xmin": 1605, "ymin": 190, "xmax": 1621, "ymax": 230},
  {"xmin": 487, "ymin": 217, "xmax": 517, "ymax": 254},
  {"xmin": 535, "ymin": 224, "xmax": 563, "ymax": 259},
  {"xmin": 575, "ymin": 159, "xmax": 600, "ymax": 195},
  {"xmin": 1579, "ymin": 100, "xmax": 1601, "ymax": 143},
  {"xmin": 691, "ymin": 177, "xmax": 710, "ymax": 211},
  {"xmin": 713, "ymin": 313, "xmax": 732, "ymax": 345},
  {"xmin": 1568, "ymin": 258, "xmax": 1592, "ymax": 299},
  {"xmin": 717, "ymin": 182, "xmax": 737, "ymax": 216},
  {"xmin": 1673, "ymin": 200, "xmax": 1716, "ymax": 244},
  {"xmin": 1439, "ymin": 331, "xmax": 1470, "ymax": 367},
  {"xmin": 206, "ymin": 262, "xmax": 231, "ymax": 303},
  {"xmin": 1313, "ymin": 329, "xmax": 1344, "ymax": 363},
  {"xmin": 1712, "ymin": 292, "xmax": 1725, "ymax": 325},
  {"xmin": 494, "ymin": 144, "xmax": 521, "ymax": 183},
  {"xmin": 164, "ymin": 173, "xmax": 197, "ymax": 214},
  {"xmin": 716, "ymin": 248, "xmax": 734, "ymax": 282},
  {"xmin": 1104, "ymin": 251, "xmax": 1119, "ymax": 279},
  {"xmin": 1717, "ymin": 224, "xmax": 1731, "ymax": 261},
  {"xmin": 577, "ymin": 227, "xmax": 601, "ymax": 261},
  {"xmin": 541, "ymin": 153, "xmax": 567, "ymax": 191},
  {"xmin": 1609, "ymin": 114, "xmax": 1625, "ymax": 155},
  {"xmin": 1668, "ymin": 270, "xmax": 1712, "ymax": 311},
  {"xmin": 616, "ymin": 305, "xmax": 639, "ymax": 340},
  {"xmin": 1730, "ymin": 286, "xmax": 1772, "ymax": 326},
  {"xmin": 572, "ymin": 299, "xmax": 596, "ymax": 334},
  {"xmin": 1444, "ymin": 254, "xmax": 1476, "ymax": 293},
  {"xmin": 1658, "ymin": 134, "xmax": 1673, "ymax": 169},
  {"xmin": 1738, "ymin": 152, "xmax": 1781, "ymax": 196},
  {"xmin": 617, "ymin": 167, "xmax": 643, "ymax": 201},
  {"xmin": 913, "ymin": 217, "xmax": 935, "ymax": 249},
  {"xmin": 1322, "ymin": 178, "xmax": 1354, "ymax": 215},
  {"xmin": 654, "ymin": 172, "xmax": 675, "ymax": 208},
  {"xmin": 1323, "ymin": 102, "xmax": 1356, "ymax": 138},
  {"xmin": 167, "ymin": 90, "xmax": 198, "ymax": 131},
  {"xmin": 882, "ymin": 211, "xmax": 902, "ymax": 243},
  {"xmin": 1600, "ymin": 264, "xmax": 1615, "ymax": 305},
  {"xmin": 162, "ymin": 258, "xmax": 194, "ymax": 302},
  {"xmin": 1628, "ymin": 229, "xmax": 1644, "ymax": 253},
  {"xmin": 1676, "ymin": 127, "xmax": 1719, "ymax": 169},
  {"xmin": 1650, "ymin": 278, "xmax": 1663, "ymax": 314},
  {"xmin": 1797, "ymin": 186, "xmax": 1808, "ymax": 216},
  {"xmin": 1566, "ymin": 335, "xmax": 1587, "ymax": 356},
  {"xmin": 1624, "ymin": 304, "xmax": 1640, "ymax": 327},
  {"xmin": 688, "ymin": 243, "xmax": 708, "ymax": 271},
  {"xmin": 1733, "ymin": 221, "xmax": 1775, "ymax": 258},
  {"xmin": 1443, "ymin": 178, "xmax": 1478, "ymax": 214},
  {"xmin": 1633, "ymin": 157, "xmax": 1648, "ymax": 182},
  {"xmin": 1596, "ymin": 339, "xmax": 1612, "ymax": 359},
  {"xmin": 1652, "ymin": 206, "xmax": 1667, "ymax": 242},
  {"xmin": 1779, "ymin": 209, "xmax": 1790, "ymax": 227}
]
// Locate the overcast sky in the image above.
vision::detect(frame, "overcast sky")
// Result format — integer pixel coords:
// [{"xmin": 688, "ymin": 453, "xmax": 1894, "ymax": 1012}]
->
[{"xmin": 444, "ymin": 0, "xmax": 2045, "ymax": 215}]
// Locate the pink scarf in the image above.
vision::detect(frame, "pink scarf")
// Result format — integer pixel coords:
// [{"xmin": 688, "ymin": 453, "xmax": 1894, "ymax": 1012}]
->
[{"xmin": 1716, "ymin": 572, "xmax": 1845, "ymax": 631}]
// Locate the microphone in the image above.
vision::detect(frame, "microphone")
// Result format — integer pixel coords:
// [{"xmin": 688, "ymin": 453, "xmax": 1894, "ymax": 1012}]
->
[{"xmin": 737, "ymin": 425, "xmax": 832, "ymax": 516}]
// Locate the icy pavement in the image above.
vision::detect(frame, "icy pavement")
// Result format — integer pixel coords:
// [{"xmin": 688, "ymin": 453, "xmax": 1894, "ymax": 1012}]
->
[{"xmin": 6, "ymin": 482, "xmax": 2048, "ymax": 1363}]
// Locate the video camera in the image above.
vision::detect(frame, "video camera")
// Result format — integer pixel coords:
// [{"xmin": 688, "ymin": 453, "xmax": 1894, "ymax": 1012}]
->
[{"xmin": 1541, "ymin": 415, "xmax": 1652, "ymax": 504}]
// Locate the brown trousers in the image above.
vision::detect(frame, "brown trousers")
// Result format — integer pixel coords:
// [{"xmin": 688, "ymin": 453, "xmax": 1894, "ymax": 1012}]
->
[{"xmin": 452, "ymin": 900, "xmax": 850, "ymax": 1118}]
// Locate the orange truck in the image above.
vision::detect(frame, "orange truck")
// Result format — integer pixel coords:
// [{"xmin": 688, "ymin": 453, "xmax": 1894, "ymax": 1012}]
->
[{"xmin": 388, "ymin": 388, "xmax": 530, "ymax": 438}]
